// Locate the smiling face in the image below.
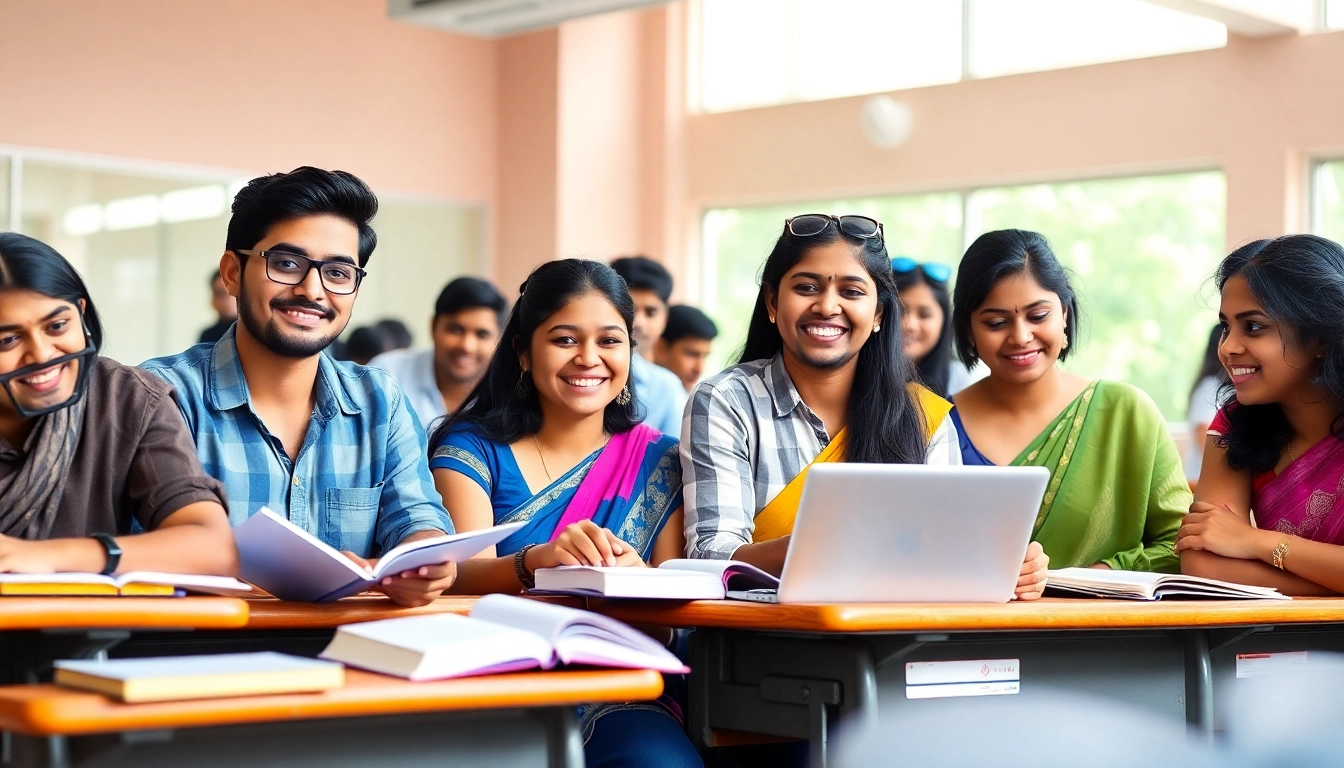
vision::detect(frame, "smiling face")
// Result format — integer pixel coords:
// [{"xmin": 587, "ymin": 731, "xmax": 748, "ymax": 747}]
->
[
  {"xmin": 1218, "ymin": 274, "xmax": 1321, "ymax": 406},
  {"xmin": 768, "ymin": 240, "xmax": 882, "ymax": 372},
  {"xmin": 970, "ymin": 272, "xmax": 1068, "ymax": 385},
  {"xmin": 628, "ymin": 288, "xmax": 667, "ymax": 359},
  {"xmin": 521, "ymin": 290, "xmax": 631, "ymax": 422},
  {"xmin": 898, "ymin": 281, "xmax": 944, "ymax": 364},
  {"xmin": 432, "ymin": 308, "xmax": 500, "ymax": 385},
  {"xmin": 0, "ymin": 290, "xmax": 88, "ymax": 421},
  {"xmin": 227, "ymin": 214, "xmax": 359, "ymax": 359}
]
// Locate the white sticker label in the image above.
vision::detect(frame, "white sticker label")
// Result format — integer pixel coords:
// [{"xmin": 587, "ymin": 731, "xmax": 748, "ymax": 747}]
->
[
  {"xmin": 1236, "ymin": 651, "xmax": 1308, "ymax": 678},
  {"xmin": 906, "ymin": 659, "xmax": 1020, "ymax": 699}
]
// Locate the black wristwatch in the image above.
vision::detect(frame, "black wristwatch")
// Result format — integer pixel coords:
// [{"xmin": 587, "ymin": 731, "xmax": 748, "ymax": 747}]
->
[{"xmin": 90, "ymin": 533, "xmax": 122, "ymax": 576}]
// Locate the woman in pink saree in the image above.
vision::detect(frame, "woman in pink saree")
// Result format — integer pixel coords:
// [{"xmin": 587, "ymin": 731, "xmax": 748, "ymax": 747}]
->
[{"xmin": 1180, "ymin": 236, "xmax": 1344, "ymax": 595}]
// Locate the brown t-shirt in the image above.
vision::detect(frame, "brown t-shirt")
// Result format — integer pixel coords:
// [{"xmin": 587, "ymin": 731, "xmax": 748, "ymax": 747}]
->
[{"xmin": 0, "ymin": 357, "xmax": 228, "ymax": 538}]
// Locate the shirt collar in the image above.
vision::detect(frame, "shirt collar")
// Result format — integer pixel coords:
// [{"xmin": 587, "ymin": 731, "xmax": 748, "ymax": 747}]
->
[
  {"xmin": 206, "ymin": 326, "xmax": 361, "ymax": 417},
  {"xmin": 762, "ymin": 353, "xmax": 806, "ymax": 420}
]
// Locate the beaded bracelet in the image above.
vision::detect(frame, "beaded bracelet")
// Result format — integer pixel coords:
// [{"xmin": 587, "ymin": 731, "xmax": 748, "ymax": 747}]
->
[{"xmin": 515, "ymin": 543, "xmax": 539, "ymax": 588}]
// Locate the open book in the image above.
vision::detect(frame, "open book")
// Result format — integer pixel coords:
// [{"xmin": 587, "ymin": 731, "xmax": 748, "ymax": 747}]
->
[
  {"xmin": 0, "ymin": 572, "xmax": 252, "ymax": 597},
  {"xmin": 1045, "ymin": 567, "xmax": 1289, "ymax": 601},
  {"xmin": 55, "ymin": 652, "xmax": 343, "ymax": 702},
  {"xmin": 320, "ymin": 594, "xmax": 689, "ymax": 680},
  {"xmin": 533, "ymin": 558, "xmax": 779, "ymax": 600},
  {"xmin": 235, "ymin": 508, "xmax": 524, "ymax": 602}
]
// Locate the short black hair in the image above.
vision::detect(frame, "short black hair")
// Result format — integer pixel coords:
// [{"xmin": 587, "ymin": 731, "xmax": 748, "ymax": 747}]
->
[
  {"xmin": 209, "ymin": 269, "xmax": 222, "ymax": 286},
  {"xmin": 0, "ymin": 233, "xmax": 104, "ymax": 351},
  {"xmin": 225, "ymin": 166, "xmax": 379, "ymax": 267},
  {"xmin": 434, "ymin": 277, "xmax": 507, "ymax": 327},
  {"xmin": 662, "ymin": 305, "xmax": 718, "ymax": 343},
  {"xmin": 375, "ymin": 318, "xmax": 413, "ymax": 350},
  {"xmin": 343, "ymin": 326, "xmax": 387, "ymax": 362},
  {"xmin": 610, "ymin": 256, "xmax": 673, "ymax": 304}
]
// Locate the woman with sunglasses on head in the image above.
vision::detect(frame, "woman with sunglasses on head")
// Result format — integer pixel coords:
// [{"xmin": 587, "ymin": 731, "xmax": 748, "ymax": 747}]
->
[
  {"xmin": 948, "ymin": 229, "xmax": 1189, "ymax": 572},
  {"xmin": 0, "ymin": 233, "xmax": 238, "ymax": 577},
  {"xmin": 892, "ymin": 257, "xmax": 982, "ymax": 398},
  {"xmin": 683, "ymin": 214, "xmax": 1049, "ymax": 595}
]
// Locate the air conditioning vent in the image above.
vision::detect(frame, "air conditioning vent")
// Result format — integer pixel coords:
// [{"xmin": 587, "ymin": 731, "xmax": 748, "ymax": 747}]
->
[{"xmin": 389, "ymin": 0, "xmax": 670, "ymax": 38}]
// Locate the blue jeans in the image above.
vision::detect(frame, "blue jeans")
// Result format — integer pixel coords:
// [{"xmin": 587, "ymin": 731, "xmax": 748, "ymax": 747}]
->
[{"xmin": 584, "ymin": 706, "xmax": 704, "ymax": 768}]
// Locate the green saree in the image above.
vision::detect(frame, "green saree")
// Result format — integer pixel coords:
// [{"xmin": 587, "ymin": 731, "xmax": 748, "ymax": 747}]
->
[{"xmin": 1014, "ymin": 381, "xmax": 1189, "ymax": 572}]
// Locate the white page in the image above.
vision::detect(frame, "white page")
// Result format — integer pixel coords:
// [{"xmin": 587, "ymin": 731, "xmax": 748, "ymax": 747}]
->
[
  {"xmin": 658, "ymin": 558, "xmax": 779, "ymax": 589},
  {"xmin": 0, "ymin": 573, "xmax": 116, "ymax": 585},
  {"xmin": 234, "ymin": 509, "xmax": 369, "ymax": 602},
  {"xmin": 55, "ymin": 652, "xmax": 338, "ymax": 681},
  {"xmin": 368, "ymin": 522, "xmax": 525, "ymax": 582},
  {"xmin": 321, "ymin": 613, "xmax": 554, "ymax": 679},
  {"xmin": 113, "ymin": 572, "xmax": 253, "ymax": 595}
]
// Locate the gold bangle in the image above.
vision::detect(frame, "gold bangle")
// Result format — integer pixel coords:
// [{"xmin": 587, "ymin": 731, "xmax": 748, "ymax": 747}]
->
[{"xmin": 1271, "ymin": 539, "xmax": 1291, "ymax": 570}]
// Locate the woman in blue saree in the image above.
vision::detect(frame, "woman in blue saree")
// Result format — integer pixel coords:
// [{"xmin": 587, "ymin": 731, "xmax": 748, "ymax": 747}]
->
[{"xmin": 428, "ymin": 259, "xmax": 697, "ymax": 768}]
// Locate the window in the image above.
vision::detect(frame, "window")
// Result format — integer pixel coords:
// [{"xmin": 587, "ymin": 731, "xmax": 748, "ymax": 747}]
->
[
  {"xmin": 701, "ymin": 171, "xmax": 1226, "ymax": 420},
  {"xmin": 1329, "ymin": 0, "xmax": 1344, "ymax": 29},
  {"xmin": 1314, "ymin": 160, "xmax": 1344, "ymax": 246},
  {"xmin": 0, "ymin": 158, "xmax": 9, "ymax": 229}
]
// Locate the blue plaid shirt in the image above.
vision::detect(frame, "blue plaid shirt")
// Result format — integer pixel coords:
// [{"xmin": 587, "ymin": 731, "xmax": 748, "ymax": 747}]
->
[{"xmin": 141, "ymin": 328, "xmax": 454, "ymax": 558}]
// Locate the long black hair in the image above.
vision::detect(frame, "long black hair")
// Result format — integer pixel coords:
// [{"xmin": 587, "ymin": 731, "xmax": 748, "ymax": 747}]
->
[
  {"xmin": 894, "ymin": 266, "xmax": 953, "ymax": 397},
  {"xmin": 1215, "ymin": 235, "xmax": 1344, "ymax": 473},
  {"xmin": 0, "ymin": 232, "xmax": 104, "ymax": 350},
  {"xmin": 427, "ymin": 259, "xmax": 641, "ymax": 451},
  {"xmin": 738, "ymin": 220, "xmax": 927, "ymax": 465},
  {"xmin": 952, "ymin": 229, "xmax": 1080, "ymax": 367}
]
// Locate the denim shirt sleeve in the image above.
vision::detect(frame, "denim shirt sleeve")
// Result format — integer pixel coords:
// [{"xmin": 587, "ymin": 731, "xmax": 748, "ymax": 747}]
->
[{"xmin": 372, "ymin": 385, "xmax": 456, "ymax": 554}]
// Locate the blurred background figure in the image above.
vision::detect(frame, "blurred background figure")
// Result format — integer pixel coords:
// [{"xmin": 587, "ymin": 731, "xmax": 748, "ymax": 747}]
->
[
  {"xmin": 343, "ymin": 326, "xmax": 388, "ymax": 366},
  {"xmin": 369, "ymin": 277, "xmax": 506, "ymax": 430},
  {"xmin": 1185, "ymin": 323, "xmax": 1229, "ymax": 482},
  {"xmin": 893, "ymin": 256, "xmax": 982, "ymax": 398},
  {"xmin": 197, "ymin": 270, "xmax": 237, "ymax": 345},
  {"xmin": 655, "ymin": 304, "xmax": 718, "ymax": 392},
  {"xmin": 610, "ymin": 256, "xmax": 686, "ymax": 436},
  {"xmin": 375, "ymin": 318, "xmax": 413, "ymax": 352}
]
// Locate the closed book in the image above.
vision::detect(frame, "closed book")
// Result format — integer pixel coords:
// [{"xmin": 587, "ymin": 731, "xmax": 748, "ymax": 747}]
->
[
  {"xmin": 320, "ymin": 594, "xmax": 688, "ymax": 681},
  {"xmin": 54, "ymin": 652, "xmax": 344, "ymax": 702},
  {"xmin": 0, "ymin": 572, "xmax": 252, "ymax": 597},
  {"xmin": 1045, "ymin": 567, "xmax": 1289, "ymax": 600},
  {"xmin": 533, "ymin": 558, "xmax": 779, "ymax": 600}
]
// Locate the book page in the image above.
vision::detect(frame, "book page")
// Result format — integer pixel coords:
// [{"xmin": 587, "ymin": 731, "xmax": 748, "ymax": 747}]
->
[
  {"xmin": 114, "ymin": 572, "xmax": 253, "ymax": 595},
  {"xmin": 370, "ymin": 522, "xmax": 526, "ymax": 580},
  {"xmin": 659, "ymin": 559, "xmax": 779, "ymax": 590},
  {"xmin": 235, "ymin": 508, "xmax": 369, "ymax": 602}
]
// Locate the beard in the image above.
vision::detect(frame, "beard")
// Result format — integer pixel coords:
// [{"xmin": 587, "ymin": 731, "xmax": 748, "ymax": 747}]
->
[{"xmin": 238, "ymin": 289, "xmax": 342, "ymax": 360}]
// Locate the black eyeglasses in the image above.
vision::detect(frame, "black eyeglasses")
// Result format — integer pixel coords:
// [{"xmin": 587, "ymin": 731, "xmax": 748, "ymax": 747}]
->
[
  {"xmin": 891, "ymin": 256, "xmax": 952, "ymax": 283},
  {"xmin": 785, "ymin": 214, "xmax": 884, "ymax": 243},
  {"xmin": 235, "ymin": 249, "xmax": 366, "ymax": 295}
]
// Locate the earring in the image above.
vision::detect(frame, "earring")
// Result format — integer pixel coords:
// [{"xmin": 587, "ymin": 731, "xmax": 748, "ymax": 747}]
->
[
  {"xmin": 1061, "ymin": 338, "xmax": 1070, "ymax": 351},
  {"xmin": 616, "ymin": 386, "xmax": 632, "ymax": 406},
  {"xmin": 515, "ymin": 371, "xmax": 533, "ymax": 399},
  {"xmin": 769, "ymin": 315, "xmax": 776, "ymax": 324},
  {"xmin": 874, "ymin": 324, "xmax": 881, "ymax": 333}
]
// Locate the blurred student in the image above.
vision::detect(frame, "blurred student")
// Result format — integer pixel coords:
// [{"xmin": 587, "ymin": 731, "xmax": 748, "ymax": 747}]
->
[
  {"xmin": 682, "ymin": 214, "xmax": 1048, "ymax": 597},
  {"xmin": 893, "ymin": 256, "xmax": 982, "ymax": 398},
  {"xmin": 948, "ymin": 229, "xmax": 1189, "ymax": 572},
  {"xmin": 197, "ymin": 269, "xmax": 238, "ymax": 344},
  {"xmin": 0, "ymin": 233, "xmax": 237, "ymax": 576},
  {"xmin": 610, "ymin": 256, "xmax": 686, "ymax": 436},
  {"xmin": 370, "ymin": 277, "xmax": 506, "ymax": 430},
  {"xmin": 1185, "ymin": 324, "xmax": 1229, "ymax": 481},
  {"xmin": 1181, "ymin": 236, "xmax": 1344, "ymax": 595},
  {"xmin": 428, "ymin": 260, "xmax": 698, "ymax": 768},
  {"xmin": 342, "ymin": 326, "xmax": 387, "ymax": 365},
  {"xmin": 375, "ymin": 318, "xmax": 413, "ymax": 351},
  {"xmin": 654, "ymin": 305, "xmax": 718, "ymax": 392},
  {"xmin": 142, "ymin": 167, "xmax": 455, "ymax": 607}
]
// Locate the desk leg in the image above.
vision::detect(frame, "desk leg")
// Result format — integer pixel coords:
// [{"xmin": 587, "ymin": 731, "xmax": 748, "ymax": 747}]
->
[
  {"xmin": 808, "ymin": 700, "xmax": 827, "ymax": 768},
  {"xmin": 540, "ymin": 707, "xmax": 584, "ymax": 768},
  {"xmin": 1183, "ymin": 630, "xmax": 1214, "ymax": 743}
]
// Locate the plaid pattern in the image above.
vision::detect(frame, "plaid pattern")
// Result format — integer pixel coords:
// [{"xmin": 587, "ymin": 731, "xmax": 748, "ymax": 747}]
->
[
  {"xmin": 680, "ymin": 354, "xmax": 960, "ymax": 560},
  {"xmin": 141, "ymin": 328, "xmax": 453, "ymax": 558}
]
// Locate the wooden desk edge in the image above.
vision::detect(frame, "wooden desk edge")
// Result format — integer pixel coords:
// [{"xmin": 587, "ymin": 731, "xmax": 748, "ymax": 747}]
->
[
  {"xmin": 0, "ymin": 597, "xmax": 250, "ymax": 631},
  {"xmin": 0, "ymin": 668, "xmax": 663, "ymax": 736}
]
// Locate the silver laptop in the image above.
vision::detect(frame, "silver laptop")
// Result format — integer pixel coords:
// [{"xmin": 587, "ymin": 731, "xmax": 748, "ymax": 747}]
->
[{"xmin": 752, "ymin": 464, "xmax": 1048, "ymax": 604}]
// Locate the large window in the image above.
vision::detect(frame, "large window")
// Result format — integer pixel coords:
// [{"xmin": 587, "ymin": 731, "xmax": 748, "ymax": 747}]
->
[
  {"xmin": 697, "ymin": 0, "xmax": 1226, "ymax": 113},
  {"xmin": 701, "ymin": 171, "xmax": 1226, "ymax": 420},
  {"xmin": 1329, "ymin": 0, "xmax": 1344, "ymax": 29},
  {"xmin": 1315, "ymin": 160, "xmax": 1344, "ymax": 245},
  {"xmin": 3, "ymin": 152, "xmax": 485, "ymax": 364}
]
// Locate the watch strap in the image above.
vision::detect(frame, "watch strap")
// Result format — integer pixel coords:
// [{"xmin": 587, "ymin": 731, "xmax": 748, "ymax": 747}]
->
[{"xmin": 90, "ymin": 532, "xmax": 122, "ymax": 576}]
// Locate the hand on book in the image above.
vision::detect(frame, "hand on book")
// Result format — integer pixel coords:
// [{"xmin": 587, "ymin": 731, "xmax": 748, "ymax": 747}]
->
[
  {"xmin": 527, "ymin": 521, "xmax": 643, "ymax": 570},
  {"xmin": 1013, "ymin": 541, "xmax": 1049, "ymax": 601},
  {"xmin": 340, "ymin": 551, "xmax": 459, "ymax": 607}
]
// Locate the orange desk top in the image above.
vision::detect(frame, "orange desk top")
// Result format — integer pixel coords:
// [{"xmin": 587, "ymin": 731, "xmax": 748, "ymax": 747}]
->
[
  {"xmin": 0, "ymin": 597, "xmax": 250, "ymax": 631},
  {"xmin": 244, "ymin": 594, "xmax": 584, "ymax": 630},
  {"xmin": 0, "ymin": 668, "xmax": 663, "ymax": 736},
  {"xmin": 586, "ymin": 596, "xmax": 1344, "ymax": 633}
]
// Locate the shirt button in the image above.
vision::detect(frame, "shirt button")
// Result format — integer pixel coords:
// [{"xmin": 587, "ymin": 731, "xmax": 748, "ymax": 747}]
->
[{"xmin": 292, "ymin": 476, "xmax": 301, "ymax": 487}]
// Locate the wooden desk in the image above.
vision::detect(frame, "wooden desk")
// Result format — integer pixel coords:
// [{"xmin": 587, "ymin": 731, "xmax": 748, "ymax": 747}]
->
[
  {"xmin": 0, "ymin": 668, "xmax": 661, "ymax": 768},
  {"xmin": 244, "ymin": 594, "xmax": 583, "ymax": 630},
  {"xmin": 585, "ymin": 597, "xmax": 1344, "ymax": 768}
]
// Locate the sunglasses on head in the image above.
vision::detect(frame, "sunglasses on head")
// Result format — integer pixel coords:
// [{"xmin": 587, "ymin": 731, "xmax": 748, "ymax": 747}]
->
[
  {"xmin": 891, "ymin": 256, "xmax": 951, "ymax": 283},
  {"xmin": 785, "ymin": 214, "xmax": 884, "ymax": 243}
]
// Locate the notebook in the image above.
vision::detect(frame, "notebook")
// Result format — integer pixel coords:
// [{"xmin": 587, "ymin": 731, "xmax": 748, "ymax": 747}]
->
[
  {"xmin": 0, "ymin": 572, "xmax": 252, "ymax": 597},
  {"xmin": 54, "ymin": 652, "xmax": 344, "ymax": 702},
  {"xmin": 1045, "ymin": 567, "xmax": 1289, "ymax": 600},
  {"xmin": 319, "ymin": 594, "xmax": 688, "ymax": 680},
  {"xmin": 532, "ymin": 559, "xmax": 778, "ymax": 600},
  {"xmin": 234, "ymin": 508, "xmax": 524, "ymax": 602}
]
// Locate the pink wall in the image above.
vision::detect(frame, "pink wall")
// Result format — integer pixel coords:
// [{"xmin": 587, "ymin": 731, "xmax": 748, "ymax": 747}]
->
[{"xmin": 0, "ymin": 0, "xmax": 498, "ymax": 204}]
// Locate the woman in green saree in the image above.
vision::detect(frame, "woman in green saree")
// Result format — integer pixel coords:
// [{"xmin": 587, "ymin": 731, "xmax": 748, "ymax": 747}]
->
[{"xmin": 947, "ymin": 229, "xmax": 1189, "ymax": 572}]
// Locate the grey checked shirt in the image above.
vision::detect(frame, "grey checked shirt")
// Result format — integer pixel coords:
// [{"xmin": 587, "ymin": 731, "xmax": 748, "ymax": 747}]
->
[{"xmin": 681, "ymin": 354, "xmax": 960, "ymax": 560}]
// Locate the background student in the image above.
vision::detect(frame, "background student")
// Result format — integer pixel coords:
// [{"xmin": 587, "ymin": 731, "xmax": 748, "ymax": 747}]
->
[
  {"xmin": 948, "ymin": 229, "xmax": 1188, "ymax": 572},
  {"xmin": 428, "ymin": 259, "xmax": 697, "ymax": 768},
  {"xmin": 198, "ymin": 269, "xmax": 238, "ymax": 345},
  {"xmin": 0, "ymin": 233, "xmax": 237, "ymax": 576},
  {"xmin": 893, "ymin": 256, "xmax": 981, "ymax": 398},
  {"xmin": 1180, "ymin": 235, "xmax": 1344, "ymax": 595},
  {"xmin": 142, "ymin": 167, "xmax": 455, "ymax": 607},
  {"xmin": 1185, "ymin": 323, "xmax": 1229, "ymax": 482},
  {"xmin": 654, "ymin": 304, "xmax": 719, "ymax": 392},
  {"xmin": 681, "ymin": 214, "xmax": 1048, "ymax": 598},
  {"xmin": 370, "ymin": 276, "xmax": 506, "ymax": 430},
  {"xmin": 609, "ymin": 256, "xmax": 687, "ymax": 436}
]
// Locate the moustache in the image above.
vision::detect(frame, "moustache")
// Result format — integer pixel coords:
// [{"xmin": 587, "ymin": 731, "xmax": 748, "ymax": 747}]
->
[{"xmin": 270, "ymin": 299, "xmax": 336, "ymax": 321}]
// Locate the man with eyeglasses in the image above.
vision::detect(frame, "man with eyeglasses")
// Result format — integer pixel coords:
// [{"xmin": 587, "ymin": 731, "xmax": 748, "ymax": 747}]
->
[{"xmin": 142, "ymin": 167, "xmax": 456, "ymax": 607}]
